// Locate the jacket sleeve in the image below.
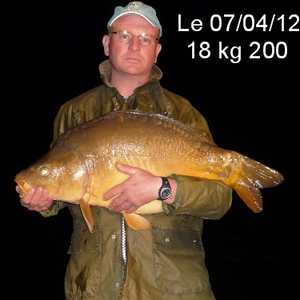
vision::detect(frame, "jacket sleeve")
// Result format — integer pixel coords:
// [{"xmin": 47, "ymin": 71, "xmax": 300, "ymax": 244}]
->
[
  {"xmin": 162, "ymin": 97, "xmax": 233, "ymax": 220},
  {"xmin": 163, "ymin": 175, "xmax": 232, "ymax": 220}
]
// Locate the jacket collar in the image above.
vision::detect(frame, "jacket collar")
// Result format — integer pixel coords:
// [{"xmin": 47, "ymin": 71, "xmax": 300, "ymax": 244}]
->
[
  {"xmin": 98, "ymin": 59, "xmax": 163, "ymax": 89},
  {"xmin": 98, "ymin": 60, "xmax": 171, "ymax": 117}
]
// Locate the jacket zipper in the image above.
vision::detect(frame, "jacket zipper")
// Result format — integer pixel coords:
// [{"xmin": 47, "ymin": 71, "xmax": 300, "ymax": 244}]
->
[
  {"xmin": 121, "ymin": 215, "xmax": 127, "ymax": 266},
  {"xmin": 118, "ymin": 215, "xmax": 127, "ymax": 300}
]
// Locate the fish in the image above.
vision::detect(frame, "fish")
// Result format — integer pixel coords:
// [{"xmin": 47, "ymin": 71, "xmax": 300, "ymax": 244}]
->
[{"xmin": 15, "ymin": 110, "xmax": 284, "ymax": 232}]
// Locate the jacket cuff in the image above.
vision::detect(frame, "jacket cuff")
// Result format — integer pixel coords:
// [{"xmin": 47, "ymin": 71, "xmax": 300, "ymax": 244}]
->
[
  {"xmin": 39, "ymin": 201, "xmax": 66, "ymax": 217},
  {"xmin": 162, "ymin": 174, "xmax": 182, "ymax": 216}
]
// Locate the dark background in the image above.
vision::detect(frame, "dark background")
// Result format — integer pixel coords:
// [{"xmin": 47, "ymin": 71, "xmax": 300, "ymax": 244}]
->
[{"xmin": 3, "ymin": 0, "xmax": 299, "ymax": 299}]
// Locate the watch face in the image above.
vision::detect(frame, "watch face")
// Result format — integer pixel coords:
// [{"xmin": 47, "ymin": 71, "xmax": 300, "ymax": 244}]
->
[{"xmin": 161, "ymin": 187, "xmax": 172, "ymax": 199}]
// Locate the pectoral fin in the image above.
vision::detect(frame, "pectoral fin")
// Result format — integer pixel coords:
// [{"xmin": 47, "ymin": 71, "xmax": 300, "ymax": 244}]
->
[
  {"xmin": 79, "ymin": 196, "xmax": 94, "ymax": 233},
  {"xmin": 122, "ymin": 212, "xmax": 150, "ymax": 230}
]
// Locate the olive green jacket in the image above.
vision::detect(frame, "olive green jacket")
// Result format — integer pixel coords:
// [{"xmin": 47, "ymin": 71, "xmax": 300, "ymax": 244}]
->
[{"xmin": 42, "ymin": 60, "xmax": 232, "ymax": 300}]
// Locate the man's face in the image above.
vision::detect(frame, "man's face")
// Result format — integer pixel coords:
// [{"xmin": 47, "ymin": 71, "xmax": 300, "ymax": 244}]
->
[{"xmin": 102, "ymin": 15, "xmax": 162, "ymax": 79}]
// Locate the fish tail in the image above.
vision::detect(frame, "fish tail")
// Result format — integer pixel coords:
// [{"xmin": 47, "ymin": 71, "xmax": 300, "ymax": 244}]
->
[
  {"xmin": 122, "ymin": 212, "xmax": 151, "ymax": 230},
  {"xmin": 228, "ymin": 153, "xmax": 284, "ymax": 212}
]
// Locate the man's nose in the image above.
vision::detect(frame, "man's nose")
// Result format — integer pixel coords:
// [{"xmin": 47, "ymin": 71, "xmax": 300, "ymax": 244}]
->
[{"xmin": 128, "ymin": 36, "xmax": 141, "ymax": 51}]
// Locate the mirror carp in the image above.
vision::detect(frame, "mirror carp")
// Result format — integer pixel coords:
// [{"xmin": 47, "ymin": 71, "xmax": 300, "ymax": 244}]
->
[{"xmin": 15, "ymin": 110, "xmax": 284, "ymax": 232}]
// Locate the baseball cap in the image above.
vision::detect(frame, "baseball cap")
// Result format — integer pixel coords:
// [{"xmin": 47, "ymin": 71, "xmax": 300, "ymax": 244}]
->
[{"xmin": 107, "ymin": 2, "xmax": 162, "ymax": 37}]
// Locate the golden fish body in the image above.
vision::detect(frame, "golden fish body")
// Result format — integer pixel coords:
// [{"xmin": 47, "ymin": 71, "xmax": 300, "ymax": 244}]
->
[{"xmin": 15, "ymin": 110, "xmax": 283, "ymax": 232}]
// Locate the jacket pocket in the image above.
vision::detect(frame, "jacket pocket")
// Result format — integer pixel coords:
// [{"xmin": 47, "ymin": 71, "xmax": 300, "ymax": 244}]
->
[
  {"xmin": 65, "ymin": 225, "xmax": 102, "ymax": 299},
  {"xmin": 67, "ymin": 224, "xmax": 100, "ymax": 254},
  {"xmin": 152, "ymin": 227, "xmax": 209, "ymax": 294}
]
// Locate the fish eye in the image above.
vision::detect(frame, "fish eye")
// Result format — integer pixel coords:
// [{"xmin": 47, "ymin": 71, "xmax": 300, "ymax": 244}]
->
[{"xmin": 39, "ymin": 166, "xmax": 50, "ymax": 176}]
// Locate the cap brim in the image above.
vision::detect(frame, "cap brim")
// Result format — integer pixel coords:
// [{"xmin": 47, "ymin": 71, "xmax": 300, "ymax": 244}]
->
[{"xmin": 108, "ymin": 12, "xmax": 156, "ymax": 28}]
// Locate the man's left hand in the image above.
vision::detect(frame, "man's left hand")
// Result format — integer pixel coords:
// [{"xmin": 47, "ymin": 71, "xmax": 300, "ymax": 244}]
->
[{"xmin": 103, "ymin": 164, "xmax": 176, "ymax": 213}]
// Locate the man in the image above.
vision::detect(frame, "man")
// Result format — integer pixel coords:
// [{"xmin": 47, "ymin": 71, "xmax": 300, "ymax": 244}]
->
[{"xmin": 18, "ymin": 2, "xmax": 232, "ymax": 299}]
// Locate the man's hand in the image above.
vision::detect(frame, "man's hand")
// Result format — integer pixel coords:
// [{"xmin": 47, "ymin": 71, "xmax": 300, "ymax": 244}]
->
[
  {"xmin": 103, "ymin": 164, "xmax": 176, "ymax": 213},
  {"xmin": 16, "ymin": 186, "xmax": 54, "ymax": 212}
]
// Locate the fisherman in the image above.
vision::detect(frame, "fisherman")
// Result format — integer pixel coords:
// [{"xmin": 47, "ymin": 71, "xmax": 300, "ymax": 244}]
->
[{"xmin": 18, "ymin": 2, "xmax": 232, "ymax": 299}]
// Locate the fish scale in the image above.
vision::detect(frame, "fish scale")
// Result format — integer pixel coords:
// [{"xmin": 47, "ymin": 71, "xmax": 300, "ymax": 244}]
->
[{"xmin": 15, "ymin": 110, "xmax": 284, "ymax": 232}]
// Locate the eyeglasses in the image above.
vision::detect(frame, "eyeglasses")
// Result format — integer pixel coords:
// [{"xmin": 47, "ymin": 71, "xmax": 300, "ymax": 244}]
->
[{"xmin": 109, "ymin": 30, "xmax": 159, "ymax": 47}]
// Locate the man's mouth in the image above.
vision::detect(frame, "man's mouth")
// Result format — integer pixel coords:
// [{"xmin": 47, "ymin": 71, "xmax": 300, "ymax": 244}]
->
[{"xmin": 125, "ymin": 57, "xmax": 141, "ymax": 62}]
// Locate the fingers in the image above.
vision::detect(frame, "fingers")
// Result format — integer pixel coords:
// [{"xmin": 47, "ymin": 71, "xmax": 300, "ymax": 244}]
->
[
  {"xmin": 116, "ymin": 163, "xmax": 138, "ymax": 176},
  {"xmin": 124, "ymin": 203, "xmax": 139, "ymax": 214},
  {"xmin": 102, "ymin": 184, "xmax": 122, "ymax": 202},
  {"xmin": 102, "ymin": 164, "xmax": 138, "ymax": 201},
  {"xmin": 20, "ymin": 187, "xmax": 54, "ymax": 212},
  {"xmin": 103, "ymin": 185, "xmax": 137, "ymax": 214},
  {"xmin": 107, "ymin": 193, "xmax": 136, "ymax": 213},
  {"xmin": 103, "ymin": 164, "xmax": 161, "ymax": 214}
]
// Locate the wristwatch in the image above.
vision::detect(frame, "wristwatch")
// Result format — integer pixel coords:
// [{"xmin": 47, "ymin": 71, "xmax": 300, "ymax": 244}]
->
[{"xmin": 158, "ymin": 177, "xmax": 172, "ymax": 200}]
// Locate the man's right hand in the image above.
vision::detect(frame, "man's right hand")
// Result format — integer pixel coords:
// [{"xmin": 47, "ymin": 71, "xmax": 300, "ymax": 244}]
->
[{"xmin": 17, "ymin": 186, "xmax": 54, "ymax": 212}]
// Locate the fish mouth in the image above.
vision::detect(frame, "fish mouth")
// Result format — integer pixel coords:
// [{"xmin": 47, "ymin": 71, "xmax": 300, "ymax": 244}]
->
[{"xmin": 15, "ymin": 179, "xmax": 31, "ymax": 198}]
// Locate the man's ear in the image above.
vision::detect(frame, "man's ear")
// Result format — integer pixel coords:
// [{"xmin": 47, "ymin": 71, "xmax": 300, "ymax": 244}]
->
[
  {"xmin": 154, "ymin": 44, "xmax": 162, "ymax": 63},
  {"xmin": 102, "ymin": 35, "xmax": 110, "ymax": 56}
]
